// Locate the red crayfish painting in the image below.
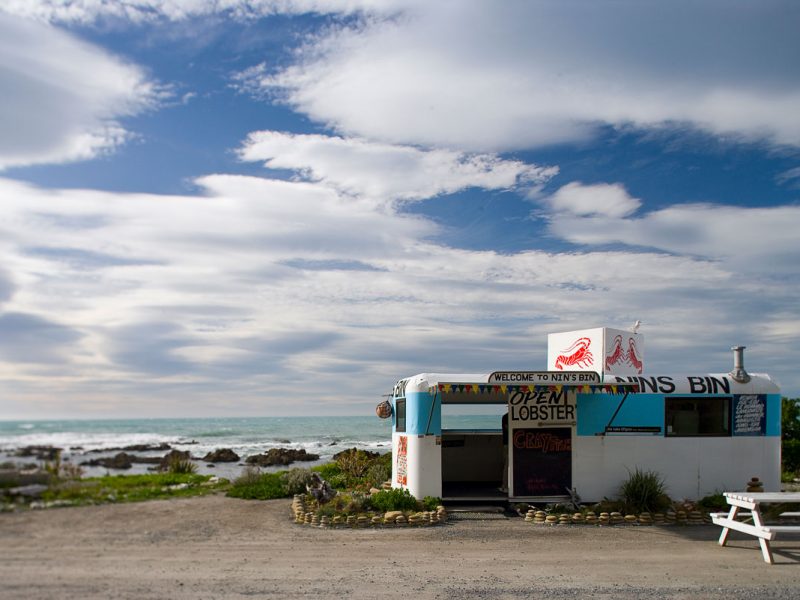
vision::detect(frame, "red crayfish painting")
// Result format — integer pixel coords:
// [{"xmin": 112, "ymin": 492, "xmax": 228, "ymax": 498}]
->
[{"xmin": 554, "ymin": 337, "xmax": 594, "ymax": 370}]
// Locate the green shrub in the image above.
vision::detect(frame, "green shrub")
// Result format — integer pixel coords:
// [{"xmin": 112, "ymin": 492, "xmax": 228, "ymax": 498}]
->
[
  {"xmin": 336, "ymin": 449, "xmax": 373, "ymax": 480},
  {"xmin": 619, "ymin": 468, "xmax": 670, "ymax": 514},
  {"xmin": 367, "ymin": 488, "xmax": 418, "ymax": 512},
  {"xmin": 167, "ymin": 457, "xmax": 197, "ymax": 475},
  {"xmin": 365, "ymin": 463, "xmax": 390, "ymax": 489},
  {"xmin": 783, "ymin": 439, "xmax": 800, "ymax": 474},
  {"xmin": 227, "ymin": 468, "xmax": 287, "ymax": 500},
  {"xmin": 282, "ymin": 468, "xmax": 315, "ymax": 495},
  {"xmin": 422, "ymin": 496, "xmax": 441, "ymax": 511},
  {"xmin": 697, "ymin": 491, "xmax": 727, "ymax": 511}
]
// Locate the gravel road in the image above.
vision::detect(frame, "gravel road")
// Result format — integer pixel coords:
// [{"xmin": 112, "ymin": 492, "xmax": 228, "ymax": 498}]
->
[{"xmin": 2, "ymin": 495, "xmax": 799, "ymax": 599}]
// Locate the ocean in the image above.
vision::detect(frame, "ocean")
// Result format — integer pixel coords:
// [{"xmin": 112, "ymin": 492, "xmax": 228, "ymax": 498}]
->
[{"xmin": 0, "ymin": 414, "xmax": 501, "ymax": 479}]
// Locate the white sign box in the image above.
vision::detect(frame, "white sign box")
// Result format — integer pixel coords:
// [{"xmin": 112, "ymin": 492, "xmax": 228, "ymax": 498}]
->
[{"xmin": 547, "ymin": 327, "xmax": 644, "ymax": 375}]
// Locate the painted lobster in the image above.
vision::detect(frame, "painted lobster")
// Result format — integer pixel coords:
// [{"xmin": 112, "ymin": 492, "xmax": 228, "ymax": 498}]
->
[
  {"xmin": 627, "ymin": 338, "xmax": 643, "ymax": 373},
  {"xmin": 555, "ymin": 337, "xmax": 594, "ymax": 370},
  {"xmin": 605, "ymin": 335, "xmax": 625, "ymax": 371}
]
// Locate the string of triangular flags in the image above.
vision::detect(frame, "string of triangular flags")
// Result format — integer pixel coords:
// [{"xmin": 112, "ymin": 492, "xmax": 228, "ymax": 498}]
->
[{"xmin": 429, "ymin": 383, "xmax": 638, "ymax": 395}]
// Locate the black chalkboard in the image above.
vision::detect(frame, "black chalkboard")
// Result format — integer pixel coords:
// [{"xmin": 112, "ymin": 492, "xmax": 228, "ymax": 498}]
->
[
  {"xmin": 511, "ymin": 427, "xmax": 571, "ymax": 497},
  {"xmin": 733, "ymin": 394, "xmax": 766, "ymax": 436}
]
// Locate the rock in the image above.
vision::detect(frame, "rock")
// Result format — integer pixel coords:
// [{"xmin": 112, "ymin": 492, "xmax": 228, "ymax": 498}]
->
[
  {"xmin": 14, "ymin": 446, "xmax": 61, "ymax": 461},
  {"xmin": 159, "ymin": 450, "xmax": 193, "ymax": 470},
  {"xmin": 245, "ymin": 448, "xmax": 319, "ymax": 467},
  {"xmin": 0, "ymin": 470, "xmax": 50, "ymax": 486},
  {"xmin": 202, "ymin": 448, "xmax": 240, "ymax": 463},
  {"xmin": 332, "ymin": 447, "xmax": 379, "ymax": 461},
  {"xmin": 8, "ymin": 484, "xmax": 49, "ymax": 498},
  {"xmin": 81, "ymin": 452, "xmax": 136, "ymax": 470},
  {"xmin": 384, "ymin": 511, "xmax": 404, "ymax": 522},
  {"xmin": 86, "ymin": 443, "xmax": 171, "ymax": 454}
]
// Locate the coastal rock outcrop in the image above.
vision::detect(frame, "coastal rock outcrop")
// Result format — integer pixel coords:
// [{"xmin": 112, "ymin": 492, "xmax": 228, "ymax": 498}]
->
[
  {"xmin": 81, "ymin": 452, "xmax": 137, "ymax": 470},
  {"xmin": 332, "ymin": 448, "xmax": 379, "ymax": 461},
  {"xmin": 245, "ymin": 448, "xmax": 319, "ymax": 467},
  {"xmin": 202, "ymin": 448, "xmax": 240, "ymax": 463},
  {"xmin": 14, "ymin": 446, "xmax": 61, "ymax": 461}
]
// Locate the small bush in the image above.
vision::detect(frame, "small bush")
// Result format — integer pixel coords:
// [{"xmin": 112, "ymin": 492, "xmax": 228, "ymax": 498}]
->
[
  {"xmin": 168, "ymin": 457, "xmax": 197, "ymax": 475},
  {"xmin": 282, "ymin": 468, "xmax": 315, "ymax": 495},
  {"xmin": 367, "ymin": 488, "xmax": 418, "ymax": 512},
  {"xmin": 620, "ymin": 468, "xmax": 670, "ymax": 514},
  {"xmin": 365, "ymin": 463, "xmax": 390, "ymax": 489},
  {"xmin": 336, "ymin": 449, "xmax": 373, "ymax": 480},
  {"xmin": 422, "ymin": 496, "xmax": 441, "ymax": 511},
  {"xmin": 697, "ymin": 491, "xmax": 727, "ymax": 512}
]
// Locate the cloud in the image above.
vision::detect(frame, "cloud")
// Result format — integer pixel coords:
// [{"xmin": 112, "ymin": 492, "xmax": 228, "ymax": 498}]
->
[
  {"xmin": 0, "ymin": 12, "xmax": 159, "ymax": 169},
  {"xmin": 548, "ymin": 201, "xmax": 800, "ymax": 274},
  {"xmin": 1, "ymin": 172, "xmax": 798, "ymax": 415},
  {"xmin": 545, "ymin": 182, "xmax": 641, "ymax": 218},
  {"xmin": 239, "ymin": 131, "xmax": 557, "ymax": 203},
  {"xmin": 0, "ymin": 312, "xmax": 82, "ymax": 363},
  {"xmin": 245, "ymin": 1, "xmax": 800, "ymax": 150},
  {"xmin": 0, "ymin": 0, "xmax": 396, "ymax": 24}
]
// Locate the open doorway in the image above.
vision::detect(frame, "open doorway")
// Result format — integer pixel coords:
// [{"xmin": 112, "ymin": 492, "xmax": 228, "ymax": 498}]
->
[{"xmin": 440, "ymin": 399, "xmax": 507, "ymax": 501}]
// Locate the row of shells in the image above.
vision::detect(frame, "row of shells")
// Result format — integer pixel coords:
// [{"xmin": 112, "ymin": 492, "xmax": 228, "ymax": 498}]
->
[{"xmin": 524, "ymin": 509, "xmax": 710, "ymax": 525}]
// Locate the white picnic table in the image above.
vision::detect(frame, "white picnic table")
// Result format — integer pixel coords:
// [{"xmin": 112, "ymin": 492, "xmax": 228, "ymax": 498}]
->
[{"xmin": 712, "ymin": 491, "xmax": 800, "ymax": 564}]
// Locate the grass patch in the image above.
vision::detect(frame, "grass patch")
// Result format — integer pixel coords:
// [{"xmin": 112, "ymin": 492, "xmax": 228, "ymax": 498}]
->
[
  {"xmin": 226, "ymin": 468, "xmax": 287, "ymax": 500},
  {"xmin": 42, "ymin": 473, "xmax": 226, "ymax": 506}
]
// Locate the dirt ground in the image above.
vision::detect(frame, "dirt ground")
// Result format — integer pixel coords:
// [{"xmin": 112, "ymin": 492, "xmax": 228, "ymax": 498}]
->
[{"xmin": 2, "ymin": 495, "xmax": 800, "ymax": 599}]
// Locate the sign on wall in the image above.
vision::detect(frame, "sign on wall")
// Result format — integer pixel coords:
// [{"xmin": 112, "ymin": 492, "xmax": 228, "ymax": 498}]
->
[
  {"xmin": 396, "ymin": 435, "xmax": 408, "ymax": 485},
  {"xmin": 733, "ymin": 395, "xmax": 767, "ymax": 436},
  {"xmin": 512, "ymin": 427, "xmax": 572, "ymax": 497}
]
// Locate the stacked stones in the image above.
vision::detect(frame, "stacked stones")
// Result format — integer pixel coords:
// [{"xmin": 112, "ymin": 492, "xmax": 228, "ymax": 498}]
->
[
  {"xmin": 558, "ymin": 514, "xmax": 571, "ymax": 525},
  {"xmin": 571, "ymin": 512, "xmax": 585, "ymax": 524},
  {"xmin": 346, "ymin": 515, "xmax": 356, "ymax": 527},
  {"xmin": 585, "ymin": 511, "xmax": 598, "ymax": 525},
  {"xmin": 688, "ymin": 510, "xmax": 704, "ymax": 525},
  {"xmin": 333, "ymin": 515, "xmax": 345, "ymax": 526},
  {"xmin": 665, "ymin": 510, "xmax": 676, "ymax": 524},
  {"xmin": 624, "ymin": 514, "xmax": 638, "ymax": 524},
  {"xmin": 545, "ymin": 514, "xmax": 559, "ymax": 525},
  {"xmin": 396, "ymin": 515, "xmax": 408, "ymax": 526},
  {"xmin": 357, "ymin": 515, "xmax": 369, "ymax": 527},
  {"xmin": 524, "ymin": 509, "xmax": 535, "ymax": 523},
  {"xmin": 429, "ymin": 511, "xmax": 440, "ymax": 525},
  {"xmin": 610, "ymin": 511, "xmax": 623, "ymax": 525},
  {"xmin": 319, "ymin": 515, "xmax": 330, "ymax": 527},
  {"xmin": 598, "ymin": 512, "xmax": 610, "ymax": 525},
  {"xmin": 436, "ymin": 505, "xmax": 448, "ymax": 522},
  {"xmin": 304, "ymin": 512, "xmax": 313, "ymax": 525},
  {"xmin": 371, "ymin": 515, "xmax": 383, "ymax": 526},
  {"xmin": 292, "ymin": 495, "xmax": 307, "ymax": 523},
  {"xmin": 653, "ymin": 513, "xmax": 665, "ymax": 525},
  {"xmin": 746, "ymin": 477, "xmax": 764, "ymax": 493},
  {"xmin": 638, "ymin": 512, "xmax": 653, "ymax": 526},
  {"xmin": 676, "ymin": 510, "xmax": 687, "ymax": 525},
  {"xmin": 408, "ymin": 513, "xmax": 423, "ymax": 526}
]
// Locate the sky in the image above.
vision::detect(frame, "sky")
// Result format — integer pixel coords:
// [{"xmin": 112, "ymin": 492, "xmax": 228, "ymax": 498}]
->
[{"xmin": 0, "ymin": 0, "xmax": 798, "ymax": 419}]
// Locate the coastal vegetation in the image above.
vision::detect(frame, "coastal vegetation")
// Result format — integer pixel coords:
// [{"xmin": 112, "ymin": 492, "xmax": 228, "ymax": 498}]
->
[{"xmin": 782, "ymin": 397, "xmax": 800, "ymax": 481}]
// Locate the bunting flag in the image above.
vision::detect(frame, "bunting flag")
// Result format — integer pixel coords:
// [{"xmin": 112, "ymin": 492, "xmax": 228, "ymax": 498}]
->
[{"xmin": 427, "ymin": 383, "xmax": 637, "ymax": 395}]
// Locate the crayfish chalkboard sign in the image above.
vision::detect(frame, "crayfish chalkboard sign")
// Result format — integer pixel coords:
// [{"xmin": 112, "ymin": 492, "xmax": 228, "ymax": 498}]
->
[{"xmin": 511, "ymin": 427, "xmax": 572, "ymax": 497}]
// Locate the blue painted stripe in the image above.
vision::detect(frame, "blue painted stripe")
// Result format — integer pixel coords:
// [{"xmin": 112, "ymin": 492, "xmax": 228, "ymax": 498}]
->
[{"xmin": 394, "ymin": 391, "xmax": 441, "ymax": 435}]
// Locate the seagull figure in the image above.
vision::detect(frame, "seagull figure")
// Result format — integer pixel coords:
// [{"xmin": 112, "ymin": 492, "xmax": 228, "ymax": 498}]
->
[{"xmin": 631, "ymin": 320, "xmax": 641, "ymax": 334}]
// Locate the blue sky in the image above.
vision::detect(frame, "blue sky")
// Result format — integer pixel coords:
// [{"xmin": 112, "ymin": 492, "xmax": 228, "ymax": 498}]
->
[{"xmin": 0, "ymin": 1, "xmax": 798, "ymax": 419}]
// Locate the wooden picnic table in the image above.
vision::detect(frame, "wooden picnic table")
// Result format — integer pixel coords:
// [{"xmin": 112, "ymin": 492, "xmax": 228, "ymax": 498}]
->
[{"xmin": 712, "ymin": 492, "xmax": 800, "ymax": 564}]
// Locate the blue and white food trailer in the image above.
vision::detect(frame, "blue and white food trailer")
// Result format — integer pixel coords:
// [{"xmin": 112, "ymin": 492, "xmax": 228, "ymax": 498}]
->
[{"xmin": 386, "ymin": 328, "xmax": 781, "ymax": 502}]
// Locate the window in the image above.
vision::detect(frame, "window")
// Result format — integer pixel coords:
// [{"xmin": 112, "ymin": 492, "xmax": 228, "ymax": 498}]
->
[
  {"xmin": 665, "ymin": 396, "xmax": 730, "ymax": 437},
  {"xmin": 395, "ymin": 399, "xmax": 406, "ymax": 432}
]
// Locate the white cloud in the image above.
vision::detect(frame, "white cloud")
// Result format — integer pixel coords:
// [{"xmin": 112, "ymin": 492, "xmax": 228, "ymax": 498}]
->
[
  {"xmin": 239, "ymin": 131, "xmax": 557, "ymax": 203},
  {"xmin": 247, "ymin": 1, "xmax": 800, "ymax": 150},
  {"xmin": 546, "ymin": 182, "xmax": 641, "ymax": 218},
  {"xmin": 548, "ymin": 202, "xmax": 800, "ymax": 274},
  {"xmin": 0, "ymin": 0, "xmax": 398, "ymax": 24},
  {"xmin": 1, "ymin": 173, "xmax": 799, "ymax": 416},
  {"xmin": 0, "ymin": 13, "xmax": 159, "ymax": 169}
]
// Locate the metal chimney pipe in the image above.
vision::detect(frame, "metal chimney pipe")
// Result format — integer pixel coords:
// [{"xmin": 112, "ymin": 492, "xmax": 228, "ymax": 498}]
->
[{"xmin": 729, "ymin": 345, "xmax": 750, "ymax": 383}]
